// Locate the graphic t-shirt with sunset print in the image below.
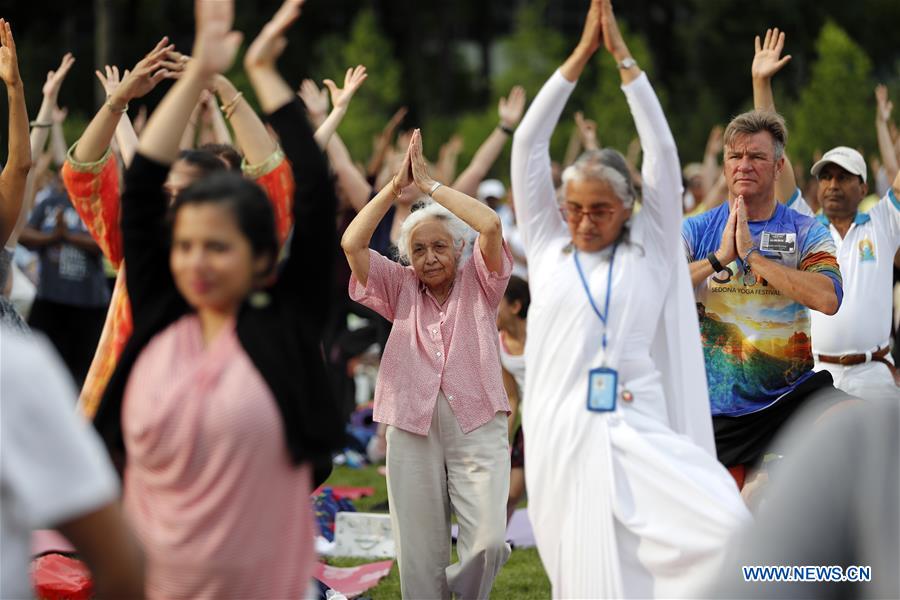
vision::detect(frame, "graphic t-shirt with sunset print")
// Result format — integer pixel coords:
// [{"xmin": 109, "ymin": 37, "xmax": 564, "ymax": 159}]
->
[{"xmin": 682, "ymin": 202, "xmax": 842, "ymax": 416}]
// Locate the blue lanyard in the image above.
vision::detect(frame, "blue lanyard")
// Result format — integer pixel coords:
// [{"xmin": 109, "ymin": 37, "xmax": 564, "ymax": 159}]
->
[{"xmin": 573, "ymin": 242, "xmax": 619, "ymax": 352}]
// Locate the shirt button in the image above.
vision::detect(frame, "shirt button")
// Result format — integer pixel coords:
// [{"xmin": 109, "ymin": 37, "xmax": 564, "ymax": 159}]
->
[
  {"xmin": 436, "ymin": 351, "xmax": 443, "ymax": 358},
  {"xmin": 432, "ymin": 329, "xmax": 438, "ymax": 334},
  {"xmin": 448, "ymin": 395, "xmax": 454, "ymax": 401}
]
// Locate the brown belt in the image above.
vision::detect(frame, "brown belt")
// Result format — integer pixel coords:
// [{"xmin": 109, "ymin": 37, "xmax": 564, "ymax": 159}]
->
[{"xmin": 817, "ymin": 346, "xmax": 900, "ymax": 387}]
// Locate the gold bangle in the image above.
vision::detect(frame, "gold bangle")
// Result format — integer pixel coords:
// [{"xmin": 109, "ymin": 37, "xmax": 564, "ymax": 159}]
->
[
  {"xmin": 220, "ymin": 91, "xmax": 244, "ymax": 120},
  {"xmin": 105, "ymin": 95, "xmax": 129, "ymax": 114},
  {"xmin": 391, "ymin": 177, "xmax": 402, "ymax": 198}
]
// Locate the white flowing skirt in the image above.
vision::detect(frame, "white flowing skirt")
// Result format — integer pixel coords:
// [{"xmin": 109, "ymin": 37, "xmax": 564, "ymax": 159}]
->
[{"xmin": 524, "ymin": 372, "xmax": 750, "ymax": 599}]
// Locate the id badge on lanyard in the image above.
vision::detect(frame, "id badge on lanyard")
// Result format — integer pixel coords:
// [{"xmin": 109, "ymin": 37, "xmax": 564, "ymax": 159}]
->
[
  {"xmin": 587, "ymin": 366, "xmax": 617, "ymax": 412},
  {"xmin": 574, "ymin": 244, "xmax": 621, "ymax": 413}
]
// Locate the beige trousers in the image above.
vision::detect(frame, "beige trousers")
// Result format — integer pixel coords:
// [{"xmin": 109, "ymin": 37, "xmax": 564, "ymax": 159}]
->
[{"xmin": 386, "ymin": 392, "xmax": 511, "ymax": 599}]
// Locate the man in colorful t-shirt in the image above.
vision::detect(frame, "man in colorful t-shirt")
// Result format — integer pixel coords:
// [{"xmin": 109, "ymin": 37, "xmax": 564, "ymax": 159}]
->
[{"xmin": 682, "ymin": 110, "xmax": 851, "ymax": 470}]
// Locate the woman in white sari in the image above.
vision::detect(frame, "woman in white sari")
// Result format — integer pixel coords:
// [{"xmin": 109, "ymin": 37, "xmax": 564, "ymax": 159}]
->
[{"xmin": 510, "ymin": 1, "xmax": 749, "ymax": 597}]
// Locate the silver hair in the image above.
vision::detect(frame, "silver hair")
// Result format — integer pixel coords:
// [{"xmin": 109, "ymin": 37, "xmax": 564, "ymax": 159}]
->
[
  {"xmin": 396, "ymin": 200, "xmax": 473, "ymax": 265},
  {"xmin": 560, "ymin": 160, "xmax": 636, "ymax": 209}
]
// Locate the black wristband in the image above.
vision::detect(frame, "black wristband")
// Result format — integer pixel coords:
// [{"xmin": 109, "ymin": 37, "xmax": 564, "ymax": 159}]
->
[
  {"xmin": 499, "ymin": 124, "xmax": 514, "ymax": 136},
  {"xmin": 706, "ymin": 251, "xmax": 725, "ymax": 273}
]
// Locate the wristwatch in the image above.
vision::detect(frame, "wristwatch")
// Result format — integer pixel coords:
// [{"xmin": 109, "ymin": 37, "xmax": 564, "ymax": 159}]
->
[
  {"xmin": 707, "ymin": 251, "xmax": 733, "ymax": 284},
  {"xmin": 617, "ymin": 57, "xmax": 638, "ymax": 70}
]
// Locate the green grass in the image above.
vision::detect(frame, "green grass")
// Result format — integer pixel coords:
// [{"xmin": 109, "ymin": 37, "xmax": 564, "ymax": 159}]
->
[{"xmin": 322, "ymin": 465, "xmax": 550, "ymax": 599}]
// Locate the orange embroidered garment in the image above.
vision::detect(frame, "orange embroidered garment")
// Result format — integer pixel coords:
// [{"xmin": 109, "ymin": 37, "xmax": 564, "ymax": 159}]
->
[{"xmin": 63, "ymin": 146, "xmax": 295, "ymax": 417}]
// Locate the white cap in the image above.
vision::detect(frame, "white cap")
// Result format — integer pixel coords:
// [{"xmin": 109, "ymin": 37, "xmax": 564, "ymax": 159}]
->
[
  {"xmin": 477, "ymin": 179, "xmax": 506, "ymax": 202},
  {"xmin": 810, "ymin": 146, "xmax": 867, "ymax": 183}
]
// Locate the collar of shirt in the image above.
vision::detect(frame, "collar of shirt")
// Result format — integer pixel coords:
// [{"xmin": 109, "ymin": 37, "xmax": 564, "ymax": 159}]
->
[{"xmin": 816, "ymin": 211, "xmax": 871, "ymax": 228}]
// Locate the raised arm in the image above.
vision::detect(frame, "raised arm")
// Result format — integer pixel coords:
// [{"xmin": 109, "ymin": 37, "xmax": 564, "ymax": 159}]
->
[
  {"xmin": 602, "ymin": 0, "xmax": 680, "ymax": 251},
  {"xmin": 50, "ymin": 107, "xmax": 68, "ymax": 167},
  {"xmin": 752, "ymin": 28, "xmax": 797, "ymax": 204},
  {"xmin": 435, "ymin": 134, "xmax": 463, "ymax": 184},
  {"xmin": 74, "ymin": 38, "xmax": 179, "ymax": 164},
  {"xmin": 212, "ymin": 73, "xmax": 276, "ymax": 165},
  {"xmin": 875, "ymin": 85, "xmax": 899, "ymax": 183},
  {"xmin": 367, "ymin": 106, "xmax": 407, "ymax": 180},
  {"xmin": 342, "ymin": 150, "xmax": 410, "ymax": 286},
  {"xmin": 410, "ymin": 129, "xmax": 504, "ymax": 272},
  {"xmin": 0, "ymin": 19, "xmax": 30, "ymax": 247},
  {"xmin": 94, "ymin": 67, "xmax": 140, "ymax": 168},
  {"xmin": 452, "ymin": 85, "xmax": 525, "ymax": 197},
  {"xmin": 314, "ymin": 65, "xmax": 367, "ymax": 149},
  {"xmin": 299, "ymin": 78, "xmax": 371, "ymax": 212},
  {"xmin": 243, "ymin": 0, "xmax": 300, "ymax": 115}
]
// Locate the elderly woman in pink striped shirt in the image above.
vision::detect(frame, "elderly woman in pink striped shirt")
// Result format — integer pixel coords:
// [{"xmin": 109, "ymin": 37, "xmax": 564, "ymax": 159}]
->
[{"xmin": 342, "ymin": 129, "xmax": 513, "ymax": 599}]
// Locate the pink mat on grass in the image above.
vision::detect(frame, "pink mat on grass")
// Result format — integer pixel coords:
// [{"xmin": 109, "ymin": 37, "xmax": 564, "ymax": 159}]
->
[{"xmin": 313, "ymin": 559, "xmax": 394, "ymax": 597}]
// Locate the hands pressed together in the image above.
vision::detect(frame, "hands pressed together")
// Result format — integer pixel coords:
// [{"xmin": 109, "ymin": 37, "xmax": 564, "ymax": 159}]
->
[{"xmin": 717, "ymin": 196, "xmax": 755, "ymax": 266}]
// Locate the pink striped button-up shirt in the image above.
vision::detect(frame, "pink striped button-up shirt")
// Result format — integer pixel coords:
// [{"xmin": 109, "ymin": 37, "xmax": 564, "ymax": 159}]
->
[{"xmin": 350, "ymin": 237, "xmax": 512, "ymax": 435}]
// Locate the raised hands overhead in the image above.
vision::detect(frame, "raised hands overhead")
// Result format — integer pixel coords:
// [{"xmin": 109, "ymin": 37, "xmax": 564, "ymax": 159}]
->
[
  {"xmin": 875, "ymin": 84, "xmax": 893, "ymax": 125},
  {"xmin": 0, "ymin": 18, "xmax": 21, "ymax": 87},
  {"xmin": 875, "ymin": 85, "xmax": 899, "ymax": 182},
  {"xmin": 94, "ymin": 65, "xmax": 124, "ymax": 97},
  {"xmin": 408, "ymin": 130, "xmax": 436, "ymax": 194},
  {"xmin": 577, "ymin": 0, "xmax": 603, "ymax": 57},
  {"xmin": 367, "ymin": 106, "xmax": 408, "ymax": 181},
  {"xmin": 245, "ymin": 0, "xmax": 303, "ymax": 70},
  {"xmin": 298, "ymin": 78, "xmax": 329, "ymax": 125},
  {"xmin": 561, "ymin": 0, "xmax": 637, "ymax": 83},
  {"xmin": 0, "ymin": 18, "xmax": 31, "ymax": 246},
  {"xmin": 245, "ymin": 0, "xmax": 304, "ymax": 113},
  {"xmin": 499, "ymin": 85, "xmax": 526, "ymax": 130},
  {"xmin": 72, "ymin": 37, "xmax": 182, "ymax": 165},
  {"xmin": 575, "ymin": 111, "xmax": 599, "ymax": 151},
  {"xmin": 324, "ymin": 65, "xmax": 368, "ymax": 111},
  {"xmin": 599, "ymin": 0, "xmax": 627, "ymax": 59},
  {"xmin": 110, "ymin": 38, "xmax": 185, "ymax": 108},
  {"xmin": 193, "ymin": 0, "xmax": 243, "ymax": 75},
  {"xmin": 42, "ymin": 53, "xmax": 76, "ymax": 102},
  {"xmin": 311, "ymin": 65, "xmax": 368, "ymax": 148},
  {"xmin": 751, "ymin": 28, "xmax": 792, "ymax": 81}
]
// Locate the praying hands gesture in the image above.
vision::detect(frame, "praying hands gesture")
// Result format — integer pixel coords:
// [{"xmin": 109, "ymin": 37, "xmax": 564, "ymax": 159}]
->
[
  {"xmin": 561, "ymin": 0, "xmax": 638, "ymax": 85},
  {"xmin": 409, "ymin": 129, "xmax": 505, "ymax": 272}
]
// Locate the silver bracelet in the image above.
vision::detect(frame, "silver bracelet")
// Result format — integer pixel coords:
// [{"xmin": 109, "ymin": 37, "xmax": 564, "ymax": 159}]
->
[{"xmin": 429, "ymin": 181, "xmax": 443, "ymax": 197}]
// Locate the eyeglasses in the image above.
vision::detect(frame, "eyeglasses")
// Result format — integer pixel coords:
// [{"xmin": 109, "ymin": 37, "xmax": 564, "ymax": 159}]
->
[{"xmin": 559, "ymin": 205, "xmax": 618, "ymax": 224}]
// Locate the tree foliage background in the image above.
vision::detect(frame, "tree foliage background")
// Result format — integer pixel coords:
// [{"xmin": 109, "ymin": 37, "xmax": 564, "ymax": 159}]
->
[{"xmin": 2, "ymin": 0, "xmax": 899, "ymax": 181}]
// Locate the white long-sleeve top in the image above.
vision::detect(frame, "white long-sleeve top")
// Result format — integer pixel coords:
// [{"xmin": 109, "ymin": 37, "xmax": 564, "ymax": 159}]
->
[
  {"xmin": 510, "ymin": 69, "xmax": 698, "ymax": 413},
  {"xmin": 509, "ymin": 69, "xmax": 746, "ymax": 599}
]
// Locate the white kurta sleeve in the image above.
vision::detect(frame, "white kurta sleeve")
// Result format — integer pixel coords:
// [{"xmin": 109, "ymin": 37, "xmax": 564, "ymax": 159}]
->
[
  {"xmin": 510, "ymin": 70, "xmax": 575, "ymax": 260},
  {"xmin": 623, "ymin": 72, "xmax": 683, "ymax": 265}
]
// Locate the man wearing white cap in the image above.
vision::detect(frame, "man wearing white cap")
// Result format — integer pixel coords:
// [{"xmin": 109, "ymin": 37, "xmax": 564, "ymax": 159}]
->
[{"xmin": 803, "ymin": 146, "xmax": 900, "ymax": 399}]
